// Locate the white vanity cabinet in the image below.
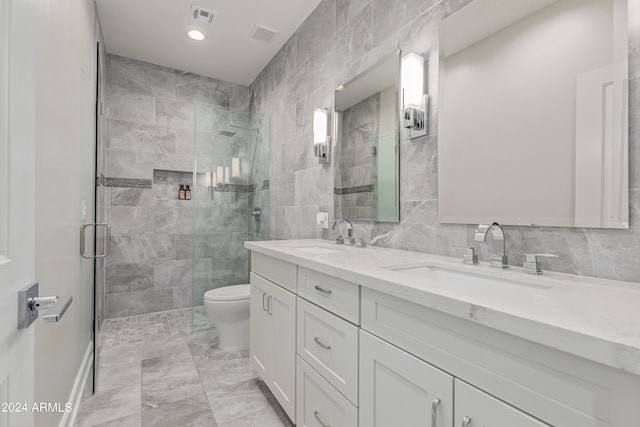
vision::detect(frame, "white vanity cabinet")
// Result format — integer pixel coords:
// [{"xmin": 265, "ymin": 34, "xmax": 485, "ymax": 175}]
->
[
  {"xmin": 249, "ymin": 272, "xmax": 297, "ymax": 420},
  {"xmin": 246, "ymin": 243, "xmax": 640, "ymax": 427},
  {"xmin": 360, "ymin": 330, "xmax": 453, "ymax": 427}
]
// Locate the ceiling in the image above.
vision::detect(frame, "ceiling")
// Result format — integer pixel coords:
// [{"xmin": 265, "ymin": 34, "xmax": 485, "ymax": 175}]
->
[{"xmin": 96, "ymin": 0, "xmax": 321, "ymax": 86}]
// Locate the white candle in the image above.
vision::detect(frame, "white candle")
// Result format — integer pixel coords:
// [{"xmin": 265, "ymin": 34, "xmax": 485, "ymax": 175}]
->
[
  {"xmin": 216, "ymin": 166, "xmax": 224, "ymax": 185},
  {"xmin": 232, "ymin": 157, "xmax": 240, "ymax": 178}
]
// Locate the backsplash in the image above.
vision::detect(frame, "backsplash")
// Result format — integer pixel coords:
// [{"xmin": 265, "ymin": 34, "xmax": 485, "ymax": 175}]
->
[
  {"xmin": 104, "ymin": 54, "xmax": 250, "ymax": 317},
  {"xmin": 249, "ymin": 0, "xmax": 640, "ymax": 283}
]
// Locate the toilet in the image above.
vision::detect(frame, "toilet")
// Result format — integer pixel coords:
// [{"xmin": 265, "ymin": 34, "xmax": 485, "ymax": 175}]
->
[{"xmin": 203, "ymin": 284, "xmax": 251, "ymax": 351}]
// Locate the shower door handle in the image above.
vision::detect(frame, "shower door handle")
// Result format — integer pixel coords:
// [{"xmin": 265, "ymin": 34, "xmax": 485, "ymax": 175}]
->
[{"xmin": 80, "ymin": 223, "xmax": 111, "ymax": 259}]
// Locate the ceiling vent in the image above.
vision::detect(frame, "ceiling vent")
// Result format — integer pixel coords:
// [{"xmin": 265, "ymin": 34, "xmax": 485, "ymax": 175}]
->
[
  {"xmin": 249, "ymin": 25, "xmax": 279, "ymax": 43},
  {"xmin": 190, "ymin": 5, "xmax": 217, "ymax": 24}
]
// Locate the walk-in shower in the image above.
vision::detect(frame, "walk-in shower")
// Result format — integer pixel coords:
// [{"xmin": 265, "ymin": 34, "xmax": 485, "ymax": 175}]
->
[{"xmin": 192, "ymin": 103, "xmax": 270, "ymax": 331}]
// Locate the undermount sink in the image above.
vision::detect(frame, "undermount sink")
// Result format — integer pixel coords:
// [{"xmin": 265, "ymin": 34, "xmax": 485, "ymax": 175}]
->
[
  {"xmin": 387, "ymin": 264, "xmax": 558, "ymax": 290},
  {"xmin": 294, "ymin": 246, "xmax": 343, "ymax": 255}
]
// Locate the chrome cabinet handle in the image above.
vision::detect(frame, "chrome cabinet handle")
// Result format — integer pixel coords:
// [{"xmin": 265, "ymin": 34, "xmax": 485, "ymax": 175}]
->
[
  {"xmin": 80, "ymin": 223, "xmax": 111, "ymax": 259},
  {"xmin": 431, "ymin": 398, "xmax": 441, "ymax": 427},
  {"xmin": 462, "ymin": 416, "xmax": 472, "ymax": 427},
  {"xmin": 314, "ymin": 285, "xmax": 332, "ymax": 295},
  {"xmin": 262, "ymin": 293, "xmax": 268, "ymax": 312},
  {"xmin": 267, "ymin": 295, "xmax": 273, "ymax": 315},
  {"xmin": 313, "ymin": 411, "xmax": 330, "ymax": 427},
  {"xmin": 313, "ymin": 336, "xmax": 331, "ymax": 350}
]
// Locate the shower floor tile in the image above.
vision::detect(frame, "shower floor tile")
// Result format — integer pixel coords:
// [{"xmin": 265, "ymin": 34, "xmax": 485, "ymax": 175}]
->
[{"xmin": 76, "ymin": 308, "xmax": 292, "ymax": 427}]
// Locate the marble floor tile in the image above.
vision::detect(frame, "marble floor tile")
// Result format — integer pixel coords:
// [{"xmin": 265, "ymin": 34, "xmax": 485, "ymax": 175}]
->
[
  {"xmin": 96, "ymin": 361, "xmax": 141, "ymax": 394},
  {"xmin": 218, "ymin": 407, "xmax": 288, "ymax": 427},
  {"xmin": 75, "ymin": 382, "xmax": 141, "ymax": 427},
  {"xmin": 208, "ymin": 388, "xmax": 272, "ymax": 425},
  {"xmin": 141, "ymin": 393, "xmax": 217, "ymax": 427},
  {"xmin": 142, "ymin": 354, "xmax": 203, "ymax": 406},
  {"xmin": 78, "ymin": 309, "xmax": 290, "ymax": 427},
  {"xmin": 91, "ymin": 412, "xmax": 141, "ymax": 427}
]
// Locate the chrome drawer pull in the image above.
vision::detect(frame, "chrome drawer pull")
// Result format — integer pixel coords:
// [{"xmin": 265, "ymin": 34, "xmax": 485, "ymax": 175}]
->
[
  {"xmin": 262, "ymin": 293, "xmax": 268, "ymax": 312},
  {"xmin": 267, "ymin": 295, "xmax": 273, "ymax": 315},
  {"xmin": 314, "ymin": 411, "xmax": 330, "ymax": 427},
  {"xmin": 314, "ymin": 336, "xmax": 331, "ymax": 350},
  {"xmin": 462, "ymin": 416, "xmax": 472, "ymax": 427},
  {"xmin": 431, "ymin": 397, "xmax": 441, "ymax": 427},
  {"xmin": 314, "ymin": 285, "xmax": 332, "ymax": 295}
]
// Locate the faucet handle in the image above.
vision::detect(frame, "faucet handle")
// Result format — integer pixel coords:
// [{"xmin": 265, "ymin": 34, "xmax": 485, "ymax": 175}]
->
[
  {"xmin": 463, "ymin": 247, "xmax": 478, "ymax": 264},
  {"xmin": 523, "ymin": 253, "xmax": 558, "ymax": 275},
  {"xmin": 335, "ymin": 235, "xmax": 344, "ymax": 245}
]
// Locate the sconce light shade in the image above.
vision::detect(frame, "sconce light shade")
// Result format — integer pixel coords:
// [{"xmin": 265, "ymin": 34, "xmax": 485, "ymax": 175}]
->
[
  {"xmin": 211, "ymin": 173, "xmax": 217, "ymax": 187},
  {"xmin": 232, "ymin": 157, "xmax": 240, "ymax": 178},
  {"xmin": 401, "ymin": 53, "xmax": 427, "ymax": 136},
  {"xmin": 205, "ymin": 172, "xmax": 212, "ymax": 188},
  {"xmin": 224, "ymin": 167, "xmax": 230, "ymax": 184},
  {"xmin": 313, "ymin": 108, "xmax": 330, "ymax": 164}
]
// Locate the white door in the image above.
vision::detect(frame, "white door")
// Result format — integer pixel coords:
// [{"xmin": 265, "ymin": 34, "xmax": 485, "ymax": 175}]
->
[
  {"xmin": 267, "ymin": 280, "xmax": 296, "ymax": 421},
  {"xmin": 0, "ymin": 0, "xmax": 37, "ymax": 424},
  {"xmin": 360, "ymin": 331, "xmax": 454, "ymax": 427}
]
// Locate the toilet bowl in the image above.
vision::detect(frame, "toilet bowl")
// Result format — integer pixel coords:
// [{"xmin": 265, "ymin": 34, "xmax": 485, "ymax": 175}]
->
[{"xmin": 203, "ymin": 284, "xmax": 250, "ymax": 351}]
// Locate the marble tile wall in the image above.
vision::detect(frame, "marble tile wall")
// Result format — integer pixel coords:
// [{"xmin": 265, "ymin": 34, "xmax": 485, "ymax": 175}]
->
[
  {"xmin": 250, "ymin": 0, "xmax": 640, "ymax": 284},
  {"xmin": 105, "ymin": 54, "xmax": 251, "ymax": 317},
  {"xmin": 337, "ymin": 92, "xmax": 380, "ymax": 220}
]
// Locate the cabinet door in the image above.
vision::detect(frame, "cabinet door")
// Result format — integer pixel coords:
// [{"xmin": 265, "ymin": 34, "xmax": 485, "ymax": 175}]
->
[
  {"xmin": 455, "ymin": 380, "xmax": 550, "ymax": 427},
  {"xmin": 250, "ymin": 273, "xmax": 271, "ymax": 382},
  {"xmin": 268, "ymin": 280, "xmax": 297, "ymax": 421},
  {"xmin": 360, "ymin": 330, "xmax": 453, "ymax": 427}
]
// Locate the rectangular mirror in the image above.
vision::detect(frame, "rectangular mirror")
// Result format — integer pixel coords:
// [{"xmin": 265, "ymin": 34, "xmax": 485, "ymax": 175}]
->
[
  {"xmin": 438, "ymin": 0, "xmax": 629, "ymax": 228},
  {"xmin": 334, "ymin": 51, "xmax": 401, "ymax": 222}
]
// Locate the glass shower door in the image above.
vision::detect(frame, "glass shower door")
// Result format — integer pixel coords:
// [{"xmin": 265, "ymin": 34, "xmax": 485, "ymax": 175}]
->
[{"xmin": 192, "ymin": 103, "xmax": 270, "ymax": 332}]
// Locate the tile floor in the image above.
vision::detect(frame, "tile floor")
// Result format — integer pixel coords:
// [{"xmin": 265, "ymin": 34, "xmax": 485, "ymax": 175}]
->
[{"xmin": 75, "ymin": 308, "xmax": 293, "ymax": 427}]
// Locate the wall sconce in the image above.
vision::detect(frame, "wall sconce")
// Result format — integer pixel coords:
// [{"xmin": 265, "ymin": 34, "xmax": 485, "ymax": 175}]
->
[
  {"xmin": 401, "ymin": 52, "xmax": 427, "ymax": 138},
  {"xmin": 224, "ymin": 166, "xmax": 230, "ymax": 184},
  {"xmin": 313, "ymin": 107, "xmax": 330, "ymax": 164}
]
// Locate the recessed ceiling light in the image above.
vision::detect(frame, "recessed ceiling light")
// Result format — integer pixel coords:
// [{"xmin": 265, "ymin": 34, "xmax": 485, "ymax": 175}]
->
[{"xmin": 188, "ymin": 30, "xmax": 205, "ymax": 41}]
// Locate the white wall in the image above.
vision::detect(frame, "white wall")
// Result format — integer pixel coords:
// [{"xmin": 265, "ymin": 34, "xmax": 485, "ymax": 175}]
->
[{"xmin": 34, "ymin": 0, "xmax": 97, "ymax": 425}]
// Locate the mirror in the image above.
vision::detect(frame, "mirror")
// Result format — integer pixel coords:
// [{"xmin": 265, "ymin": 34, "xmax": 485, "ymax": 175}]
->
[
  {"xmin": 438, "ymin": 0, "xmax": 629, "ymax": 228},
  {"xmin": 334, "ymin": 51, "xmax": 401, "ymax": 222}
]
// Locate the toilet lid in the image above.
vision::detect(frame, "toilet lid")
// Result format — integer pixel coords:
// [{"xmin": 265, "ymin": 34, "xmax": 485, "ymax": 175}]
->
[{"xmin": 204, "ymin": 284, "xmax": 250, "ymax": 301}]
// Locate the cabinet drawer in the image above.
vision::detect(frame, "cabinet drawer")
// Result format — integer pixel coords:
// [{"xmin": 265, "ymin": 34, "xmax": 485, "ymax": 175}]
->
[
  {"xmin": 455, "ymin": 380, "xmax": 549, "ymax": 426},
  {"xmin": 298, "ymin": 267, "xmax": 359, "ymax": 324},
  {"xmin": 297, "ymin": 298, "xmax": 359, "ymax": 405},
  {"xmin": 296, "ymin": 356, "xmax": 358, "ymax": 427},
  {"xmin": 251, "ymin": 252, "xmax": 297, "ymax": 293}
]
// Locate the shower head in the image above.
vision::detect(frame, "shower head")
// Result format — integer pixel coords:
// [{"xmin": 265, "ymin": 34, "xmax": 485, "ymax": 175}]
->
[{"xmin": 219, "ymin": 129, "xmax": 237, "ymax": 137}]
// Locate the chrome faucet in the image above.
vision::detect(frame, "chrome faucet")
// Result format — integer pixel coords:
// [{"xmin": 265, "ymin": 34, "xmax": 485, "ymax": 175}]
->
[
  {"xmin": 473, "ymin": 223, "xmax": 509, "ymax": 268},
  {"xmin": 332, "ymin": 219, "xmax": 355, "ymax": 245}
]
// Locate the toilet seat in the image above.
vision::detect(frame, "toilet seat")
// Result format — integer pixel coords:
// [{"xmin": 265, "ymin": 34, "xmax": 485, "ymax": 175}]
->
[{"xmin": 204, "ymin": 284, "xmax": 250, "ymax": 302}]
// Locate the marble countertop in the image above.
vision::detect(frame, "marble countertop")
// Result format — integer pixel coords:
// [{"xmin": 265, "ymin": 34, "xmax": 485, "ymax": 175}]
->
[{"xmin": 245, "ymin": 239, "xmax": 640, "ymax": 376}]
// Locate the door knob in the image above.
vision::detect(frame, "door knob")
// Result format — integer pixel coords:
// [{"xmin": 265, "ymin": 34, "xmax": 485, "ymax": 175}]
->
[{"xmin": 18, "ymin": 282, "xmax": 73, "ymax": 329}]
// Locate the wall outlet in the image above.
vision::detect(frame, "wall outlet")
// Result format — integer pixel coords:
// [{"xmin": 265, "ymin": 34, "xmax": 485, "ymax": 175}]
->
[{"xmin": 316, "ymin": 212, "xmax": 329, "ymax": 229}]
